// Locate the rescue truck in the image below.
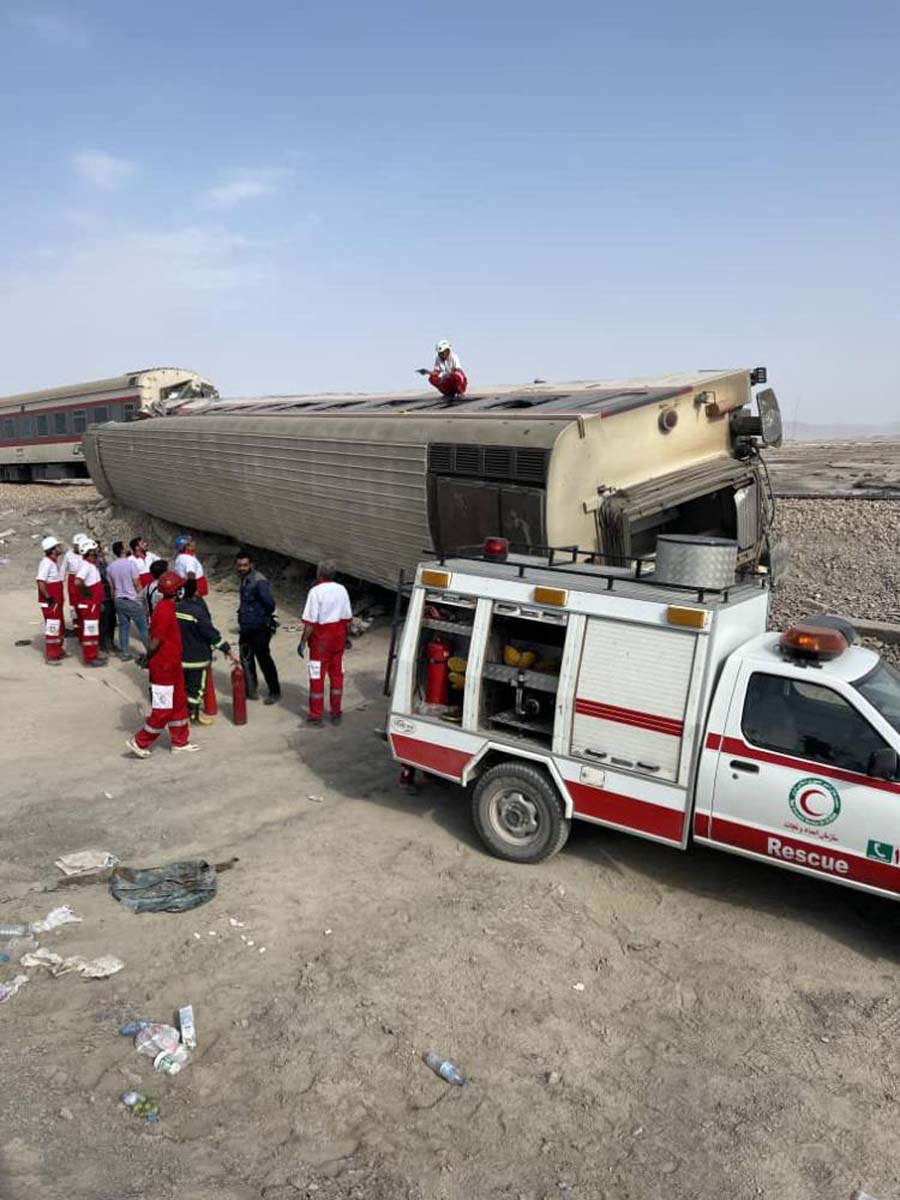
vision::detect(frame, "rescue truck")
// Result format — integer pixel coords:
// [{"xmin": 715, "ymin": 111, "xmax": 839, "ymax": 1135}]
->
[{"xmin": 386, "ymin": 535, "xmax": 900, "ymax": 901}]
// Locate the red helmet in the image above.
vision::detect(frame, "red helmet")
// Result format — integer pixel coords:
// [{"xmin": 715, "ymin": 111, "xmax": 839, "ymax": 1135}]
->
[{"xmin": 157, "ymin": 570, "xmax": 185, "ymax": 597}]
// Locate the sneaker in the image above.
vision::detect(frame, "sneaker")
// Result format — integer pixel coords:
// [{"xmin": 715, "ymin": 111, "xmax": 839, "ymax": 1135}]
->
[
  {"xmin": 171, "ymin": 743, "xmax": 202, "ymax": 754},
  {"xmin": 305, "ymin": 716, "xmax": 323, "ymax": 725},
  {"xmin": 120, "ymin": 654, "xmax": 133, "ymax": 663},
  {"xmin": 246, "ymin": 694, "xmax": 260, "ymax": 702},
  {"xmin": 330, "ymin": 713, "xmax": 342, "ymax": 725},
  {"xmin": 264, "ymin": 694, "xmax": 281, "ymax": 706},
  {"xmin": 126, "ymin": 738, "xmax": 151, "ymax": 759},
  {"xmin": 197, "ymin": 712, "xmax": 215, "ymax": 726}
]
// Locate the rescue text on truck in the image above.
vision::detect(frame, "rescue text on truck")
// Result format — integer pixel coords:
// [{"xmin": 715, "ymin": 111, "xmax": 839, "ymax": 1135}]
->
[{"xmin": 385, "ymin": 536, "xmax": 900, "ymax": 905}]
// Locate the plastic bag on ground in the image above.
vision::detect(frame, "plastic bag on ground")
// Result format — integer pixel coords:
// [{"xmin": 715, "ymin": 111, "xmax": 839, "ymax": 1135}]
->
[
  {"xmin": 109, "ymin": 860, "xmax": 218, "ymax": 914},
  {"xmin": 0, "ymin": 975, "xmax": 29, "ymax": 1004},
  {"xmin": 30, "ymin": 906, "xmax": 82, "ymax": 933},
  {"xmin": 21, "ymin": 948, "xmax": 124, "ymax": 979},
  {"xmin": 55, "ymin": 850, "xmax": 119, "ymax": 877}
]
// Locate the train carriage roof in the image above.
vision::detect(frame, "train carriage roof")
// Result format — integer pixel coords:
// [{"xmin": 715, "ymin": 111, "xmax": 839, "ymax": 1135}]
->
[
  {"xmin": 0, "ymin": 368, "xmax": 213, "ymax": 411},
  {"xmin": 174, "ymin": 369, "xmax": 750, "ymax": 421}
]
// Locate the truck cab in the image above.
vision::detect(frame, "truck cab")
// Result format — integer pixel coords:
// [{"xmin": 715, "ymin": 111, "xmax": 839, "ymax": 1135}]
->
[{"xmin": 387, "ymin": 538, "xmax": 900, "ymax": 902}]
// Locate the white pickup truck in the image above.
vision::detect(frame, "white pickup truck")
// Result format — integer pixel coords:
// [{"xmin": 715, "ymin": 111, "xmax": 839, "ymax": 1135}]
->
[{"xmin": 386, "ymin": 536, "xmax": 900, "ymax": 900}]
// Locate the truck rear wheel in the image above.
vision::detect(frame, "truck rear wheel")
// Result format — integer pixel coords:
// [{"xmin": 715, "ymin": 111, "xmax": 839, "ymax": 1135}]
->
[{"xmin": 472, "ymin": 761, "xmax": 570, "ymax": 864}]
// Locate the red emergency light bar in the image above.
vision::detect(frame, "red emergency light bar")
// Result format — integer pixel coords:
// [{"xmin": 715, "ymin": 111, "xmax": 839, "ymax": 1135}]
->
[
  {"xmin": 780, "ymin": 623, "xmax": 848, "ymax": 661},
  {"xmin": 484, "ymin": 536, "xmax": 509, "ymax": 562}
]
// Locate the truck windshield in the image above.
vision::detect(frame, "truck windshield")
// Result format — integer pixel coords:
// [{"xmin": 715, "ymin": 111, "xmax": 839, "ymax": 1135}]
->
[{"xmin": 854, "ymin": 661, "xmax": 900, "ymax": 735}]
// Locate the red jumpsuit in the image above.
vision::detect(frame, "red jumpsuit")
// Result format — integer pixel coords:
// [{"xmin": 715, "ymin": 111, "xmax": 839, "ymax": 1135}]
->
[
  {"xmin": 36, "ymin": 557, "xmax": 65, "ymax": 662},
  {"xmin": 428, "ymin": 367, "xmax": 468, "ymax": 397},
  {"xmin": 133, "ymin": 599, "xmax": 190, "ymax": 749},
  {"xmin": 302, "ymin": 580, "xmax": 352, "ymax": 721},
  {"xmin": 75, "ymin": 561, "xmax": 104, "ymax": 664}
]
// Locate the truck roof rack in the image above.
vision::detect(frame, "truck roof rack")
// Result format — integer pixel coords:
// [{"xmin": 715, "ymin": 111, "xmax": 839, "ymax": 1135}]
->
[{"xmin": 425, "ymin": 542, "xmax": 755, "ymax": 604}]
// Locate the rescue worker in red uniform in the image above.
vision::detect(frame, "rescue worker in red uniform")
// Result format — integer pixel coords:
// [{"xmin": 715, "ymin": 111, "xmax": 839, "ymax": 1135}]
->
[
  {"xmin": 173, "ymin": 533, "xmax": 208, "ymax": 598},
  {"xmin": 36, "ymin": 536, "xmax": 66, "ymax": 664},
  {"xmin": 63, "ymin": 534, "xmax": 87, "ymax": 637},
  {"xmin": 74, "ymin": 540, "xmax": 106, "ymax": 667},
  {"xmin": 127, "ymin": 571, "xmax": 199, "ymax": 758},
  {"xmin": 299, "ymin": 559, "xmax": 352, "ymax": 725},
  {"xmin": 424, "ymin": 339, "xmax": 467, "ymax": 398}
]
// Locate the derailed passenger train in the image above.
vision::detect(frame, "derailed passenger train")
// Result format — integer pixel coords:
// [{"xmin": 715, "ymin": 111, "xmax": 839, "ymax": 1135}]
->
[{"xmin": 82, "ymin": 369, "xmax": 782, "ymax": 589}]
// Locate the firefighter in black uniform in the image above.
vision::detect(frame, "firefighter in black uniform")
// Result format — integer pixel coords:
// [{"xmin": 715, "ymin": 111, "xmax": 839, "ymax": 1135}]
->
[{"xmin": 175, "ymin": 579, "xmax": 231, "ymax": 724}]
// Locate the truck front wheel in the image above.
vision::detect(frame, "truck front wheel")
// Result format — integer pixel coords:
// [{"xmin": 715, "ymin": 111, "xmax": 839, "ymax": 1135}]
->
[{"xmin": 472, "ymin": 762, "xmax": 570, "ymax": 864}]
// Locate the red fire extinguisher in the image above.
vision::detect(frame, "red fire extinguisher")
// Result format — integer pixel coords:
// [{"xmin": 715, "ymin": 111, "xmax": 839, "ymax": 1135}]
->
[
  {"xmin": 425, "ymin": 639, "xmax": 451, "ymax": 706},
  {"xmin": 231, "ymin": 660, "xmax": 247, "ymax": 726},
  {"xmin": 203, "ymin": 665, "xmax": 218, "ymax": 717}
]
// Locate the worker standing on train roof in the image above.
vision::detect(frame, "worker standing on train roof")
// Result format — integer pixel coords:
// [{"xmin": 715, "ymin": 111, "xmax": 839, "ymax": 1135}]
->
[
  {"xmin": 176, "ymin": 577, "xmax": 231, "ymax": 724},
  {"xmin": 128, "ymin": 536, "xmax": 159, "ymax": 589},
  {"xmin": 63, "ymin": 534, "xmax": 87, "ymax": 637},
  {"xmin": 298, "ymin": 559, "xmax": 352, "ymax": 725},
  {"xmin": 127, "ymin": 570, "xmax": 199, "ymax": 758},
  {"xmin": 424, "ymin": 339, "xmax": 468, "ymax": 399},
  {"xmin": 74, "ymin": 540, "xmax": 106, "ymax": 667},
  {"xmin": 37, "ymin": 536, "xmax": 66, "ymax": 664},
  {"xmin": 173, "ymin": 534, "xmax": 208, "ymax": 598}
]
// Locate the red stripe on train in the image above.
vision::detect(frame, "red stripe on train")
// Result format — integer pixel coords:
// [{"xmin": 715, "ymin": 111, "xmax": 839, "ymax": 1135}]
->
[
  {"xmin": 709, "ymin": 816, "xmax": 900, "ymax": 893},
  {"xmin": 566, "ymin": 781, "xmax": 685, "ymax": 843},
  {"xmin": 575, "ymin": 698, "xmax": 684, "ymax": 738},
  {"xmin": 390, "ymin": 733, "xmax": 471, "ymax": 780}
]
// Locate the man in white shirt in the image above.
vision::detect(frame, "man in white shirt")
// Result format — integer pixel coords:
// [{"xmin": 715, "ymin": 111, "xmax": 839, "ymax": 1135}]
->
[
  {"xmin": 299, "ymin": 559, "xmax": 352, "ymax": 725},
  {"xmin": 36, "ymin": 536, "xmax": 66, "ymax": 663},
  {"xmin": 173, "ymin": 533, "xmax": 208, "ymax": 598},
  {"xmin": 425, "ymin": 339, "xmax": 468, "ymax": 398},
  {"xmin": 74, "ymin": 540, "xmax": 106, "ymax": 666},
  {"xmin": 63, "ymin": 534, "xmax": 86, "ymax": 636}
]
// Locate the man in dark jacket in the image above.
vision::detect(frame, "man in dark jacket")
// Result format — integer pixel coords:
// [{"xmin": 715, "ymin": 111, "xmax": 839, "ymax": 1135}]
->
[
  {"xmin": 235, "ymin": 550, "xmax": 281, "ymax": 704},
  {"xmin": 176, "ymin": 579, "xmax": 231, "ymax": 724}
]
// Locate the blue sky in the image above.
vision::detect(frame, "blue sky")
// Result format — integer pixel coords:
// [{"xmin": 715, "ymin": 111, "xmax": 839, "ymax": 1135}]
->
[{"xmin": 0, "ymin": 0, "xmax": 897, "ymax": 419}]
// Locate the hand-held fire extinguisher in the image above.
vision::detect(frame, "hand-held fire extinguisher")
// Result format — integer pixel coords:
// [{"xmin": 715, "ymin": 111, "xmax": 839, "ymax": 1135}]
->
[
  {"xmin": 425, "ymin": 639, "xmax": 451, "ymax": 706},
  {"xmin": 231, "ymin": 660, "xmax": 247, "ymax": 725}
]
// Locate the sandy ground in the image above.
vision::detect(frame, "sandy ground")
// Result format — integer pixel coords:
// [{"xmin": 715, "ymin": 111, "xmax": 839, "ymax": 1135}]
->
[
  {"xmin": 768, "ymin": 440, "xmax": 900, "ymax": 496},
  {"xmin": 3, "ymin": 481, "xmax": 900, "ymax": 1200}
]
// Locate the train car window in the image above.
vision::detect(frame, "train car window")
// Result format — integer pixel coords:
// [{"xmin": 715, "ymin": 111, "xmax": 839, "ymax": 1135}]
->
[
  {"xmin": 2, "ymin": 418, "xmax": 15, "ymax": 439},
  {"xmin": 21, "ymin": 416, "xmax": 35, "ymax": 439},
  {"xmin": 72, "ymin": 410, "xmax": 86, "ymax": 433},
  {"xmin": 37, "ymin": 415, "xmax": 49, "ymax": 437},
  {"xmin": 123, "ymin": 404, "xmax": 136, "ymax": 421},
  {"xmin": 92, "ymin": 406, "xmax": 109, "ymax": 424},
  {"xmin": 54, "ymin": 412, "xmax": 68, "ymax": 435}
]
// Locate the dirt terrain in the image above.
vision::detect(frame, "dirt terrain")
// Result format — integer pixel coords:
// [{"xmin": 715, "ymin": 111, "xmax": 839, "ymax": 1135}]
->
[
  {"xmin": 768, "ymin": 439, "xmax": 900, "ymax": 497},
  {"xmin": 2, "ymin": 474, "xmax": 900, "ymax": 1200}
]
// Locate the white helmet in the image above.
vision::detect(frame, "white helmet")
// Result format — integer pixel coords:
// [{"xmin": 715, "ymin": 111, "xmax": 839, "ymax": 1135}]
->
[
  {"xmin": 41, "ymin": 535, "xmax": 61, "ymax": 552},
  {"xmin": 73, "ymin": 533, "xmax": 88, "ymax": 549},
  {"xmin": 435, "ymin": 339, "xmax": 451, "ymax": 353},
  {"xmin": 80, "ymin": 539, "xmax": 98, "ymax": 553}
]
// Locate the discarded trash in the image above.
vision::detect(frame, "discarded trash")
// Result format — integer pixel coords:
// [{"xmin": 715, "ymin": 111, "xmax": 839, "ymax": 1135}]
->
[
  {"xmin": 20, "ymin": 948, "xmax": 124, "ymax": 979},
  {"xmin": 307, "ymin": 794, "xmax": 324, "ymax": 803},
  {"xmin": 0, "ymin": 975, "xmax": 29, "ymax": 1004},
  {"xmin": 122, "ymin": 1092, "xmax": 160, "ymax": 1122},
  {"xmin": 228, "ymin": 917, "xmax": 245, "ymax": 928},
  {"xmin": 134, "ymin": 1024, "xmax": 180, "ymax": 1058},
  {"xmin": 154, "ymin": 1046, "xmax": 191, "ymax": 1075},
  {"xmin": 178, "ymin": 1004, "xmax": 197, "ymax": 1049},
  {"xmin": 0, "ymin": 953, "xmax": 9, "ymax": 963},
  {"xmin": 109, "ymin": 857, "xmax": 237, "ymax": 914},
  {"xmin": 58, "ymin": 1107, "xmax": 74, "ymax": 1122},
  {"xmin": 119, "ymin": 1020, "xmax": 151, "ymax": 1037},
  {"xmin": 14, "ymin": 639, "xmax": 32, "ymax": 646},
  {"xmin": 0, "ymin": 527, "xmax": 16, "ymax": 539},
  {"xmin": 851, "ymin": 1192, "xmax": 881, "ymax": 1200},
  {"xmin": 0, "ymin": 924, "xmax": 30, "ymax": 939},
  {"xmin": 55, "ymin": 850, "xmax": 119, "ymax": 877},
  {"xmin": 572, "ymin": 982, "xmax": 585, "ymax": 992},
  {"xmin": 30, "ymin": 905, "xmax": 82, "ymax": 933},
  {"xmin": 422, "ymin": 1051, "xmax": 466, "ymax": 1086}
]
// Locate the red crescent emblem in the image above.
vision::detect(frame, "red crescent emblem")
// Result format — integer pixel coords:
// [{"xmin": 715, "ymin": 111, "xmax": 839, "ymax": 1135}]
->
[{"xmin": 798, "ymin": 787, "xmax": 829, "ymax": 818}]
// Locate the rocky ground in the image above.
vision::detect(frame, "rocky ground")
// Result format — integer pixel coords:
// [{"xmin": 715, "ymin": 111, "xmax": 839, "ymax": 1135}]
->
[{"xmin": 2, "ymin": 478, "xmax": 900, "ymax": 1200}]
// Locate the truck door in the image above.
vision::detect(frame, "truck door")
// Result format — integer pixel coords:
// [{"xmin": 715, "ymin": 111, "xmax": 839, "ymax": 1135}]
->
[{"xmin": 708, "ymin": 665, "xmax": 900, "ymax": 898}]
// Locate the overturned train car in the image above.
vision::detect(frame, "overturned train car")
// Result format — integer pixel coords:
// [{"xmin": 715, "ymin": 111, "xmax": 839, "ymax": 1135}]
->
[{"xmin": 82, "ymin": 369, "xmax": 781, "ymax": 589}]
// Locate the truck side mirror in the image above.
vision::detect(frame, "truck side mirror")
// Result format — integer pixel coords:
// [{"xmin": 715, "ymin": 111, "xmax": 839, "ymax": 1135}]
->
[{"xmin": 868, "ymin": 747, "xmax": 898, "ymax": 780}]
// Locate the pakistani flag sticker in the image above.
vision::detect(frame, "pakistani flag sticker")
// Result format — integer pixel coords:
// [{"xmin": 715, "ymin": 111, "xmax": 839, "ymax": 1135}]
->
[{"xmin": 866, "ymin": 839, "xmax": 895, "ymax": 864}]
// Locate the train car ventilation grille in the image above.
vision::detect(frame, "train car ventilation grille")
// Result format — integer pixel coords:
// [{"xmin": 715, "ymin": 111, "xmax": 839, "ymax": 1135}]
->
[{"xmin": 428, "ymin": 443, "xmax": 549, "ymax": 485}]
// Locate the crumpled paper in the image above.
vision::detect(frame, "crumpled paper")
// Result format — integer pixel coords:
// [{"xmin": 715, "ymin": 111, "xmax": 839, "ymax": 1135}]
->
[
  {"xmin": 30, "ymin": 905, "xmax": 82, "ymax": 933},
  {"xmin": 20, "ymin": 947, "xmax": 124, "ymax": 979},
  {"xmin": 0, "ymin": 974, "xmax": 29, "ymax": 1004},
  {"xmin": 55, "ymin": 850, "xmax": 119, "ymax": 877}
]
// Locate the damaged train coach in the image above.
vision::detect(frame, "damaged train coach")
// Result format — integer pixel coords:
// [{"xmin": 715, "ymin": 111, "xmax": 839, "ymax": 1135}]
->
[{"xmin": 82, "ymin": 369, "xmax": 782, "ymax": 590}]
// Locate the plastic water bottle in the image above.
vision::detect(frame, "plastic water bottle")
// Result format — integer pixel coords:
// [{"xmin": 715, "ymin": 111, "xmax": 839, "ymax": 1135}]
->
[{"xmin": 423, "ymin": 1051, "xmax": 465, "ymax": 1086}]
